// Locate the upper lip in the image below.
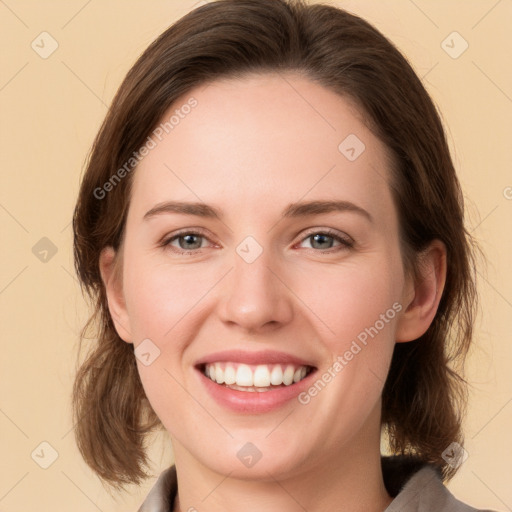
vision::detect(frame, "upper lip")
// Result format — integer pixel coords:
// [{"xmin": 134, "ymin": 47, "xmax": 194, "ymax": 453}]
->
[{"xmin": 195, "ymin": 349, "xmax": 317, "ymax": 368}]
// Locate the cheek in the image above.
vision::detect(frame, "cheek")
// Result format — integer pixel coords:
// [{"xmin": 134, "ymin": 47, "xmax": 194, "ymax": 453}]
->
[
  {"xmin": 123, "ymin": 255, "xmax": 218, "ymax": 341},
  {"xmin": 124, "ymin": 256, "xmax": 210, "ymax": 429},
  {"xmin": 296, "ymin": 258, "xmax": 403, "ymax": 348},
  {"xmin": 295, "ymin": 263, "xmax": 401, "ymax": 425}
]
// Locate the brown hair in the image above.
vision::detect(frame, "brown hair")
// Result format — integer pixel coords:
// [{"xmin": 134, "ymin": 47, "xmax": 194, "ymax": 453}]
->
[{"xmin": 72, "ymin": 0, "xmax": 480, "ymax": 491}]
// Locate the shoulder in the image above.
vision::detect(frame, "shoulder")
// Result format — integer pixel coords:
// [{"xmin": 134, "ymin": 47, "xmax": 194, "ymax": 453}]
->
[
  {"xmin": 384, "ymin": 461, "xmax": 499, "ymax": 512},
  {"xmin": 137, "ymin": 465, "xmax": 177, "ymax": 512},
  {"xmin": 138, "ymin": 460, "xmax": 499, "ymax": 512}
]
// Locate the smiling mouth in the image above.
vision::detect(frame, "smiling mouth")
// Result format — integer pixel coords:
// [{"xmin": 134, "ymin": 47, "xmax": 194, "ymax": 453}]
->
[{"xmin": 198, "ymin": 362, "xmax": 315, "ymax": 392}]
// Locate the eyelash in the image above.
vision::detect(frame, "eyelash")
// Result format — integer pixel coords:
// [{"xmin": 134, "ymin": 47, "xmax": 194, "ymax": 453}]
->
[{"xmin": 159, "ymin": 228, "xmax": 354, "ymax": 255}]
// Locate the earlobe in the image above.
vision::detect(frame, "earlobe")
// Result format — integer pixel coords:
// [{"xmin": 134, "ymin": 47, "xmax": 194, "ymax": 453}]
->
[
  {"xmin": 395, "ymin": 240, "xmax": 447, "ymax": 343},
  {"xmin": 99, "ymin": 246, "xmax": 133, "ymax": 344}
]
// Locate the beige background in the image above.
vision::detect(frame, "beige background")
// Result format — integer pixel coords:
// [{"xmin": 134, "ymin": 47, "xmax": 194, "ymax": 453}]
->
[{"xmin": 1, "ymin": 0, "xmax": 511, "ymax": 510}]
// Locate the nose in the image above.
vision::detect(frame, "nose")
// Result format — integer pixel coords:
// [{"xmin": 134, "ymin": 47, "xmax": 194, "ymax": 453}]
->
[{"xmin": 217, "ymin": 245, "xmax": 294, "ymax": 334}]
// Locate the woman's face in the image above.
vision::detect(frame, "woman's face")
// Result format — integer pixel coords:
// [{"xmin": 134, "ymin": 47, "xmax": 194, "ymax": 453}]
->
[{"xmin": 104, "ymin": 72, "xmax": 417, "ymax": 478}]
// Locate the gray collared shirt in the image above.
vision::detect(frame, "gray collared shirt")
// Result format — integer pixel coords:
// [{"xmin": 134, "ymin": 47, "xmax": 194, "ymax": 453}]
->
[{"xmin": 137, "ymin": 461, "xmax": 498, "ymax": 512}]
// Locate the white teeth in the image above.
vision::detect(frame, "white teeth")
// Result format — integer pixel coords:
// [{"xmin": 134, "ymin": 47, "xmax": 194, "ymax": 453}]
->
[
  {"xmin": 293, "ymin": 367, "xmax": 308, "ymax": 382},
  {"xmin": 270, "ymin": 365, "xmax": 283, "ymax": 385},
  {"xmin": 214, "ymin": 366, "xmax": 224, "ymax": 384},
  {"xmin": 224, "ymin": 365, "xmax": 236, "ymax": 385},
  {"xmin": 283, "ymin": 365, "xmax": 295, "ymax": 385},
  {"xmin": 235, "ymin": 364, "xmax": 253, "ymax": 386},
  {"xmin": 203, "ymin": 362, "xmax": 311, "ymax": 389},
  {"xmin": 253, "ymin": 365, "xmax": 271, "ymax": 387}
]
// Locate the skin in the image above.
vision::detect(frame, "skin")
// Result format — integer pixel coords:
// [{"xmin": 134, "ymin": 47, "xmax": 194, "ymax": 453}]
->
[{"xmin": 100, "ymin": 72, "xmax": 446, "ymax": 512}]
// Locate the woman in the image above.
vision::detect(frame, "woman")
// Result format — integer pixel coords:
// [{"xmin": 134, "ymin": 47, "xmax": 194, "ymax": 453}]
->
[{"xmin": 72, "ymin": 0, "xmax": 495, "ymax": 510}]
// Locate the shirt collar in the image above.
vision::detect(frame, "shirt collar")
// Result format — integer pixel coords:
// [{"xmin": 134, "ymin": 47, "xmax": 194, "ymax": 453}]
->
[{"xmin": 137, "ymin": 456, "xmax": 445, "ymax": 512}]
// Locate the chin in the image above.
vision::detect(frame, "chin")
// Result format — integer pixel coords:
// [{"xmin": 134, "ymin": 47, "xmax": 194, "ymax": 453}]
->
[{"xmin": 196, "ymin": 440, "xmax": 311, "ymax": 482}]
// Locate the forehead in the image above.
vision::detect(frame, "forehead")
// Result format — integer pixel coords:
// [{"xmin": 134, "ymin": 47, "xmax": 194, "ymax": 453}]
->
[{"xmin": 129, "ymin": 72, "xmax": 395, "ymax": 224}]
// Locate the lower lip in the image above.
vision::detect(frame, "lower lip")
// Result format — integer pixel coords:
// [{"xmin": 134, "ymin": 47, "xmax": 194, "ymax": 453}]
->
[{"xmin": 196, "ymin": 368, "xmax": 317, "ymax": 413}]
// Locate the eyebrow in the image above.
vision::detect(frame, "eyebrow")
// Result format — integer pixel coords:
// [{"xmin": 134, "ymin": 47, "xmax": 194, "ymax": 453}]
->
[{"xmin": 143, "ymin": 199, "xmax": 373, "ymax": 223}]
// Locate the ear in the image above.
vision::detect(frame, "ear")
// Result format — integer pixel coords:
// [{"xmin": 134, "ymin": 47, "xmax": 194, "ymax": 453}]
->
[
  {"xmin": 99, "ymin": 246, "xmax": 133, "ymax": 343},
  {"xmin": 395, "ymin": 240, "xmax": 447, "ymax": 343}
]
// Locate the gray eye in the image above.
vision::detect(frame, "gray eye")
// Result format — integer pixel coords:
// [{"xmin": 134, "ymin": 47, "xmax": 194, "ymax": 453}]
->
[
  {"xmin": 176, "ymin": 234, "xmax": 204, "ymax": 250},
  {"xmin": 308, "ymin": 233, "xmax": 336, "ymax": 249}
]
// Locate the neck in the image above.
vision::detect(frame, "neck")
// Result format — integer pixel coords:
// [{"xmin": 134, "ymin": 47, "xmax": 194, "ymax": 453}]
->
[
  {"xmin": 174, "ymin": 462, "xmax": 391, "ymax": 512},
  {"xmin": 171, "ymin": 411, "xmax": 392, "ymax": 512}
]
